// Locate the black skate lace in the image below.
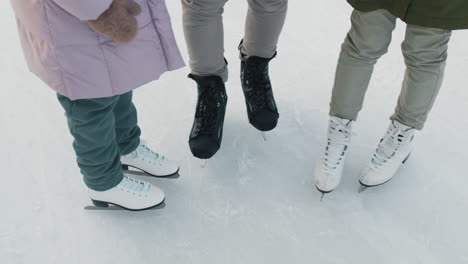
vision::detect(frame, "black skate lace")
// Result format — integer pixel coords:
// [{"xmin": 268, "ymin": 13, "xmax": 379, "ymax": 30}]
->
[
  {"xmin": 372, "ymin": 127, "xmax": 413, "ymax": 168},
  {"xmin": 244, "ymin": 59, "xmax": 272, "ymax": 112},
  {"xmin": 197, "ymin": 88, "xmax": 222, "ymax": 134}
]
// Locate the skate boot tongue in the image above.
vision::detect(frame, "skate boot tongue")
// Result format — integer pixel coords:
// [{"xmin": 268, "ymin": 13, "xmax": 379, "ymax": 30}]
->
[
  {"xmin": 393, "ymin": 120, "xmax": 413, "ymax": 132},
  {"xmin": 324, "ymin": 117, "xmax": 353, "ymax": 172},
  {"xmin": 330, "ymin": 116, "xmax": 353, "ymax": 131}
]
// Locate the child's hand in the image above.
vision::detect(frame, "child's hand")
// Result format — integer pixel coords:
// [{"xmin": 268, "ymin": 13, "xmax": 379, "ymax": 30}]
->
[{"xmin": 87, "ymin": 0, "xmax": 142, "ymax": 43}]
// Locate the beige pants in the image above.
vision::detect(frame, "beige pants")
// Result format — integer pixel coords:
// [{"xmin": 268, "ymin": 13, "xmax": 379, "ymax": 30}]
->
[
  {"xmin": 330, "ymin": 9, "xmax": 452, "ymax": 130},
  {"xmin": 181, "ymin": 0, "xmax": 288, "ymax": 82}
]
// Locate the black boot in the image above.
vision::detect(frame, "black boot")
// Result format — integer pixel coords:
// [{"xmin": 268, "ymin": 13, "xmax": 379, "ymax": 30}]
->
[
  {"xmin": 240, "ymin": 48, "xmax": 279, "ymax": 131},
  {"xmin": 188, "ymin": 74, "xmax": 228, "ymax": 159}
]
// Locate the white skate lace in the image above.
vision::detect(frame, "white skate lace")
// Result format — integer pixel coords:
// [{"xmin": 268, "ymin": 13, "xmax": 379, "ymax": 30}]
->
[
  {"xmin": 118, "ymin": 176, "xmax": 150, "ymax": 193},
  {"xmin": 371, "ymin": 124, "xmax": 413, "ymax": 170},
  {"xmin": 137, "ymin": 141, "xmax": 166, "ymax": 164},
  {"xmin": 322, "ymin": 118, "xmax": 353, "ymax": 174}
]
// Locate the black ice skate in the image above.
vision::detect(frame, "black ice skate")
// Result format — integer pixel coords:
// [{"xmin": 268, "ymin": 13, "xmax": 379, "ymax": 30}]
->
[
  {"xmin": 240, "ymin": 45, "xmax": 279, "ymax": 132},
  {"xmin": 188, "ymin": 74, "xmax": 228, "ymax": 159}
]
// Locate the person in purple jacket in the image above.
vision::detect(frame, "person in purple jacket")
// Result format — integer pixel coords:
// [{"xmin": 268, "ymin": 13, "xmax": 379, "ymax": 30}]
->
[{"xmin": 10, "ymin": 0, "xmax": 185, "ymax": 211}]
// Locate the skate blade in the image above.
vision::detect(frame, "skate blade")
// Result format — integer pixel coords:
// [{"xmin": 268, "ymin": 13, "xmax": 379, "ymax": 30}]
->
[
  {"xmin": 402, "ymin": 153, "xmax": 411, "ymax": 164},
  {"xmin": 358, "ymin": 177, "xmax": 394, "ymax": 193},
  {"xmin": 316, "ymin": 186, "xmax": 332, "ymax": 202},
  {"xmin": 260, "ymin": 132, "xmax": 267, "ymax": 141},
  {"xmin": 201, "ymin": 159, "xmax": 208, "ymax": 168},
  {"xmin": 122, "ymin": 164, "xmax": 180, "ymax": 179},
  {"xmin": 84, "ymin": 203, "xmax": 166, "ymax": 211},
  {"xmin": 320, "ymin": 193, "xmax": 326, "ymax": 202},
  {"xmin": 84, "ymin": 205, "xmax": 129, "ymax": 211},
  {"xmin": 358, "ymin": 185, "xmax": 368, "ymax": 193}
]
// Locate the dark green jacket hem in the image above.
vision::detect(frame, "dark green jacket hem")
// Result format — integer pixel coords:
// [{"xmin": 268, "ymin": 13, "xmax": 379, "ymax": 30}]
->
[
  {"xmin": 405, "ymin": 16, "xmax": 468, "ymax": 30},
  {"xmin": 346, "ymin": 0, "xmax": 468, "ymax": 30},
  {"xmin": 346, "ymin": 0, "xmax": 384, "ymax": 12}
]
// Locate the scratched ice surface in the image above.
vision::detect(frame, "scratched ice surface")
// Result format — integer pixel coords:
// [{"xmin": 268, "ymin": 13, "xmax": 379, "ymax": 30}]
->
[{"xmin": 1, "ymin": 1, "xmax": 467, "ymax": 263}]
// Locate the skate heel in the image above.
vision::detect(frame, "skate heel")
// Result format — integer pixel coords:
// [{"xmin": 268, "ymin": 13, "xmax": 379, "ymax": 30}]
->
[
  {"xmin": 122, "ymin": 164, "xmax": 129, "ymax": 171},
  {"xmin": 91, "ymin": 200, "xmax": 109, "ymax": 208}
]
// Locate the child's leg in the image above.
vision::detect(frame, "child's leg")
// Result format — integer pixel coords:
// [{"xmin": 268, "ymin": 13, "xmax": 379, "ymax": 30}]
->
[
  {"xmin": 242, "ymin": 0, "xmax": 288, "ymax": 58},
  {"xmin": 113, "ymin": 91, "xmax": 141, "ymax": 155},
  {"xmin": 330, "ymin": 9, "xmax": 397, "ymax": 121},
  {"xmin": 181, "ymin": 0, "xmax": 229, "ymax": 82},
  {"xmin": 57, "ymin": 94, "xmax": 124, "ymax": 191},
  {"xmin": 391, "ymin": 25, "xmax": 452, "ymax": 130}
]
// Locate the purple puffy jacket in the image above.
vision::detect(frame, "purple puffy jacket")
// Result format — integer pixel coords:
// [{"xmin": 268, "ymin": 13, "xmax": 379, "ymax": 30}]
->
[{"xmin": 11, "ymin": 0, "xmax": 185, "ymax": 100}]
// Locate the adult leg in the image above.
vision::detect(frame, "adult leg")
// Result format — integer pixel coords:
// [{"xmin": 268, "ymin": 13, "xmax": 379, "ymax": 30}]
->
[
  {"xmin": 315, "ymin": 9, "xmax": 398, "ymax": 194},
  {"xmin": 242, "ymin": 0, "xmax": 288, "ymax": 58},
  {"xmin": 358, "ymin": 25, "xmax": 451, "ymax": 188},
  {"xmin": 182, "ymin": 0, "xmax": 230, "ymax": 159},
  {"xmin": 181, "ymin": 0, "xmax": 229, "ymax": 82},
  {"xmin": 238, "ymin": 0, "xmax": 288, "ymax": 131},
  {"xmin": 330, "ymin": 9, "xmax": 397, "ymax": 120},
  {"xmin": 391, "ymin": 25, "xmax": 452, "ymax": 130}
]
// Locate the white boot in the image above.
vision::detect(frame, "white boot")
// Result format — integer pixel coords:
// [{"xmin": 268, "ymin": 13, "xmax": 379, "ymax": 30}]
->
[
  {"xmin": 315, "ymin": 116, "xmax": 354, "ymax": 193},
  {"xmin": 88, "ymin": 175, "xmax": 165, "ymax": 211},
  {"xmin": 359, "ymin": 120, "xmax": 415, "ymax": 187},
  {"xmin": 121, "ymin": 141, "xmax": 179, "ymax": 177}
]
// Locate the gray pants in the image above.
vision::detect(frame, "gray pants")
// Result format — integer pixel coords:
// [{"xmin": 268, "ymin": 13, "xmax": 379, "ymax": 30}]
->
[
  {"xmin": 330, "ymin": 9, "xmax": 452, "ymax": 130},
  {"xmin": 182, "ymin": 0, "xmax": 288, "ymax": 82}
]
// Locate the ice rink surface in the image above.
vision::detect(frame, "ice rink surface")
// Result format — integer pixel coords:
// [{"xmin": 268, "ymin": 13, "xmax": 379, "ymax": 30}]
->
[{"xmin": 1, "ymin": 1, "xmax": 467, "ymax": 263}]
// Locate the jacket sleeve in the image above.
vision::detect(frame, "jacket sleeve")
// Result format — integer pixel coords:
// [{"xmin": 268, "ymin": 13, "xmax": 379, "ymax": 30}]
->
[{"xmin": 51, "ymin": 0, "xmax": 113, "ymax": 20}]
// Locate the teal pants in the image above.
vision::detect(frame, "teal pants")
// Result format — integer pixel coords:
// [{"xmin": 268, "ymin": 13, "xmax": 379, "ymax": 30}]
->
[{"xmin": 57, "ymin": 92, "xmax": 141, "ymax": 191}]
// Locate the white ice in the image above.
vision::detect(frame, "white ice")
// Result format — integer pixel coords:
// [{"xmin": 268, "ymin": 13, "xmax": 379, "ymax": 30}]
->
[{"xmin": 1, "ymin": 1, "xmax": 467, "ymax": 264}]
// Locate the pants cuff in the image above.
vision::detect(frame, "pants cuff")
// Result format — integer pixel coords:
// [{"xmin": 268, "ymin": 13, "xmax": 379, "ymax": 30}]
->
[
  {"xmin": 120, "ymin": 137, "xmax": 140, "ymax": 156},
  {"xmin": 390, "ymin": 114, "xmax": 424, "ymax": 130},
  {"xmin": 329, "ymin": 108, "xmax": 358, "ymax": 121},
  {"xmin": 85, "ymin": 171, "xmax": 124, "ymax": 192}
]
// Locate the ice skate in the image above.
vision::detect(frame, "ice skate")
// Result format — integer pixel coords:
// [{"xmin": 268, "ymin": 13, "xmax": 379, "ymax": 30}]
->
[
  {"xmin": 188, "ymin": 74, "xmax": 228, "ymax": 159},
  {"xmin": 315, "ymin": 116, "xmax": 354, "ymax": 197},
  {"xmin": 359, "ymin": 120, "xmax": 415, "ymax": 189},
  {"xmin": 121, "ymin": 141, "xmax": 179, "ymax": 177},
  {"xmin": 240, "ymin": 42, "xmax": 279, "ymax": 132},
  {"xmin": 87, "ymin": 176, "xmax": 165, "ymax": 211}
]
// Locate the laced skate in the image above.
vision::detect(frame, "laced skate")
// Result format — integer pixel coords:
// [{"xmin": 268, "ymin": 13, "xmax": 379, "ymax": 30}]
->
[
  {"xmin": 188, "ymin": 74, "xmax": 228, "ymax": 160},
  {"xmin": 315, "ymin": 117, "xmax": 354, "ymax": 199},
  {"xmin": 240, "ymin": 42, "xmax": 279, "ymax": 133},
  {"xmin": 121, "ymin": 141, "xmax": 179, "ymax": 177},
  {"xmin": 87, "ymin": 175, "xmax": 165, "ymax": 211},
  {"xmin": 359, "ymin": 121, "xmax": 415, "ymax": 191}
]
